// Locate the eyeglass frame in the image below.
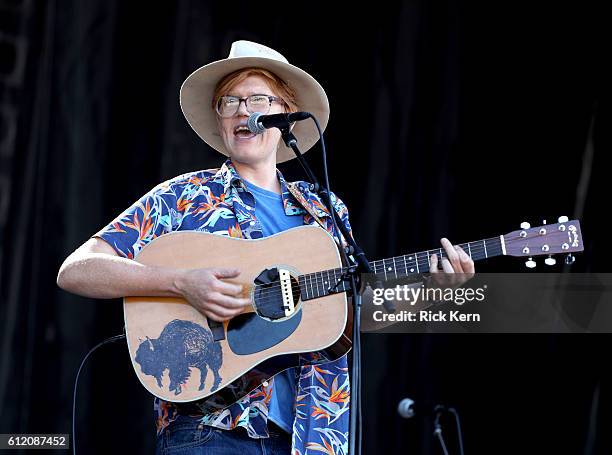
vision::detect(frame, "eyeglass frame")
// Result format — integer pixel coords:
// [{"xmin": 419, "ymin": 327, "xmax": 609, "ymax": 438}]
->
[{"xmin": 215, "ymin": 94, "xmax": 285, "ymax": 118}]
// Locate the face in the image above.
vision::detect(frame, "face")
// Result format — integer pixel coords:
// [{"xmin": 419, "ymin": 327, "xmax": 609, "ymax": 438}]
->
[{"xmin": 216, "ymin": 75, "xmax": 285, "ymax": 166}]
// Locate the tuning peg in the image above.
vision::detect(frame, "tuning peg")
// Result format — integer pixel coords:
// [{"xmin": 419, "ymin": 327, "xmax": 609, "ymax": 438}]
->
[
  {"xmin": 545, "ymin": 256, "xmax": 556, "ymax": 266},
  {"xmin": 558, "ymin": 216, "xmax": 569, "ymax": 223},
  {"xmin": 520, "ymin": 221, "xmax": 531, "ymax": 229},
  {"xmin": 525, "ymin": 257, "xmax": 536, "ymax": 268},
  {"xmin": 564, "ymin": 254, "xmax": 575, "ymax": 265}
]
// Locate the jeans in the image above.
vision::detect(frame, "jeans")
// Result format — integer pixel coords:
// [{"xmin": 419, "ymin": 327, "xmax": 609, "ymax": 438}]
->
[{"xmin": 155, "ymin": 415, "xmax": 292, "ymax": 455}]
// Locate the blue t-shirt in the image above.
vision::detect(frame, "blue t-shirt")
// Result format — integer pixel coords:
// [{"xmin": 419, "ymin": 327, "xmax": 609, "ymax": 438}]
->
[{"xmin": 243, "ymin": 178, "xmax": 303, "ymax": 434}]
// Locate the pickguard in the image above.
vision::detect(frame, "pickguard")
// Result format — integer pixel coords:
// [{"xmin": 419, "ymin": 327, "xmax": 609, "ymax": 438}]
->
[{"xmin": 227, "ymin": 310, "xmax": 302, "ymax": 355}]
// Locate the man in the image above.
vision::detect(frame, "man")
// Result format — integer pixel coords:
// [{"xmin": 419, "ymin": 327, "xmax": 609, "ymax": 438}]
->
[{"xmin": 57, "ymin": 40, "xmax": 474, "ymax": 454}]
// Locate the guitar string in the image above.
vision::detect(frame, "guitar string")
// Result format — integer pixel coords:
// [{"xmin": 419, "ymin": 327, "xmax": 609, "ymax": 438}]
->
[
  {"xmin": 241, "ymin": 235, "xmax": 572, "ymax": 309},
  {"xmin": 249, "ymin": 242, "xmax": 506, "ymax": 303},
  {"xmin": 226, "ymin": 229, "xmax": 572, "ymax": 305},
  {"xmin": 248, "ymin": 230, "xmax": 570, "ymax": 302},
  {"xmin": 248, "ymin": 243, "xmax": 505, "ymax": 306}
]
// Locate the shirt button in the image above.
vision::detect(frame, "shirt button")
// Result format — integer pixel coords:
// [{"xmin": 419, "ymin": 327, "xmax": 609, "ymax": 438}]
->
[
  {"xmin": 250, "ymin": 221, "xmax": 255, "ymax": 225},
  {"xmin": 262, "ymin": 381, "xmax": 269, "ymax": 387}
]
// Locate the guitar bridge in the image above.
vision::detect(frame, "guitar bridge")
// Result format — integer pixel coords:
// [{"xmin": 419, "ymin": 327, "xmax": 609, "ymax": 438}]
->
[
  {"xmin": 279, "ymin": 268, "xmax": 296, "ymax": 317},
  {"xmin": 253, "ymin": 266, "xmax": 301, "ymax": 320}
]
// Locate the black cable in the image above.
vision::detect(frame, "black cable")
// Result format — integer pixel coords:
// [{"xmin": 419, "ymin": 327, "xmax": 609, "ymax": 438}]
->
[
  {"xmin": 72, "ymin": 334, "xmax": 125, "ymax": 455},
  {"xmin": 308, "ymin": 115, "xmax": 363, "ymax": 455},
  {"xmin": 283, "ymin": 114, "xmax": 365, "ymax": 455},
  {"xmin": 434, "ymin": 428, "xmax": 451, "ymax": 455},
  {"xmin": 448, "ymin": 407, "xmax": 465, "ymax": 455},
  {"xmin": 434, "ymin": 407, "xmax": 450, "ymax": 455}
]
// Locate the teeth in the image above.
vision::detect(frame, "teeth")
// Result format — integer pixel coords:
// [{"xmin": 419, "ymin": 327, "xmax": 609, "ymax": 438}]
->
[{"xmin": 234, "ymin": 125, "xmax": 250, "ymax": 133}]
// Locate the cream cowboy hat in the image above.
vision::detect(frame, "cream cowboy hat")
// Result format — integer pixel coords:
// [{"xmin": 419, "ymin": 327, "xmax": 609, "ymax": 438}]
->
[{"xmin": 180, "ymin": 40, "xmax": 330, "ymax": 163}]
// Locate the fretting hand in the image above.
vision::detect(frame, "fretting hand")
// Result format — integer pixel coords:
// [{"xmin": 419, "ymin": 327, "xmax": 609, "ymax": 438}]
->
[{"xmin": 428, "ymin": 237, "xmax": 475, "ymax": 288}]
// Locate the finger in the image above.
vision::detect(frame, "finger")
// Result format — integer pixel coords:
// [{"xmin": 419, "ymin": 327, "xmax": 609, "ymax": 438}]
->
[
  {"xmin": 214, "ymin": 279, "xmax": 244, "ymax": 296},
  {"xmin": 204, "ymin": 301, "xmax": 246, "ymax": 320},
  {"xmin": 441, "ymin": 238, "xmax": 462, "ymax": 272},
  {"xmin": 440, "ymin": 258, "xmax": 455, "ymax": 274},
  {"xmin": 212, "ymin": 267, "xmax": 241, "ymax": 279},
  {"xmin": 455, "ymin": 246, "xmax": 474, "ymax": 275},
  {"xmin": 210, "ymin": 293, "xmax": 251, "ymax": 310},
  {"xmin": 204, "ymin": 307, "xmax": 235, "ymax": 322},
  {"xmin": 430, "ymin": 254, "xmax": 439, "ymax": 274}
]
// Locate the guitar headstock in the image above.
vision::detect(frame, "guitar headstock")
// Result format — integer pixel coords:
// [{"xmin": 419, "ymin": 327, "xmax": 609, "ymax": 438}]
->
[{"xmin": 502, "ymin": 217, "xmax": 583, "ymax": 267}]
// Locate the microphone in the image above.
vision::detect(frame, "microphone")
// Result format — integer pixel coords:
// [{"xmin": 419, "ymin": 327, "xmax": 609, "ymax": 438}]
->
[
  {"xmin": 397, "ymin": 397, "xmax": 416, "ymax": 418},
  {"xmin": 247, "ymin": 112, "xmax": 311, "ymax": 134},
  {"xmin": 397, "ymin": 397, "xmax": 447, "ymax": 419}
]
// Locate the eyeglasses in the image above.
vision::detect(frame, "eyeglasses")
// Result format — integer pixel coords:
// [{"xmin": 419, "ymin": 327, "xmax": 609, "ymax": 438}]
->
[{"xmin": 215, "ymin": 94, "xmax": 282, "ymax": 118}]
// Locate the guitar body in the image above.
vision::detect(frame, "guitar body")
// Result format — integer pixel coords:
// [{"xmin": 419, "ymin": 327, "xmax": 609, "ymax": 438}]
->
[
  {"xmin": 123, "ymin": 216, "xmax": 584, "ymax": 412},
  {"xmin": 124, "ymin": 225, "xmax": 351, "ymax": 409}
]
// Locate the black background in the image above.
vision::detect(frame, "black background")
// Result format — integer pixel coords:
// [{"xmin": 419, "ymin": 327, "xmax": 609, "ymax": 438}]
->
[{"xmin": 1, "ymin": 1, "xmax": 610, "ymax": 453}]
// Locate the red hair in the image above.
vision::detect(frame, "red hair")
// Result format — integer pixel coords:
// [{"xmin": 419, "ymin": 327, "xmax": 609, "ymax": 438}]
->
[{"xmin": 212, "ymin": 68, "xmax": 298, "ymax": 113}]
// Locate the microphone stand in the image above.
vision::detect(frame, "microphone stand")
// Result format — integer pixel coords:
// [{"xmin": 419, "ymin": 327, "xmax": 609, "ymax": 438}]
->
[{"xmin": 280, "ymin": 124, "xmax": 372, "ymax": 455}]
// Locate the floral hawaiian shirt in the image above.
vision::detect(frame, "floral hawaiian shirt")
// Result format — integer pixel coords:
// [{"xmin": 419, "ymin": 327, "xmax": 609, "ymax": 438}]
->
[{"xmin": 95, "ymin": 159, "xmax": 352, "ymax": 455}]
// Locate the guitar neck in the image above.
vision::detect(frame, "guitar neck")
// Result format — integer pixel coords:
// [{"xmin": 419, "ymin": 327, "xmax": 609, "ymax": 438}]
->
[{"xmin": 298, "ymin": 236, "xmax": 504, "ymax": 301}]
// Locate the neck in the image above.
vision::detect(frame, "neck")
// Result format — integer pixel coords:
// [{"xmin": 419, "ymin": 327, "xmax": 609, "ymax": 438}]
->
[
  {"xmin": 232, "ymin": 158, "xmax": 281, "ymax": 194},
  {"xmin": 297, "ymin": 236, "xmax": 505, "ymax": 301}
]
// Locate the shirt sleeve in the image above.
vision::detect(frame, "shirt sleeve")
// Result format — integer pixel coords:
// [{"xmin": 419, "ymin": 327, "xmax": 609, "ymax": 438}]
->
[{"xmin": 93, "ymin": 180, "xmax": 180, "ymax": 259}]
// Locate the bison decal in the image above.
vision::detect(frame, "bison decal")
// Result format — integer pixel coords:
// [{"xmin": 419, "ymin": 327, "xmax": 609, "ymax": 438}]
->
[{"xmin": 135, "ymin": 319, "xmax": 223, "ymax": 395}]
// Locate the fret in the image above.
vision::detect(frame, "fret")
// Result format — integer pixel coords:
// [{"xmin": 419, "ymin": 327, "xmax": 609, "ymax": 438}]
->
[
  {"xmin": 483, "ymin": 239, "xmax": 488, "ymax": 258},
  {"xmin": 392, "ymin": 257, "xmax": 398, "ymax": 279},
  {"xmin": 321, "ymin": 272, "xmax": 327, "ymax": 296},
  {"xmin": 326, "ymin": 269, "xmax": 331, "ymax": 292},
  {"xmin": 382, "ymin": 258, "xmax": 388, "ymax": 281},
  {"xmin": 304, "ymin": 273, "xmax": 310, "ymax": 298},
  {"xmin": 404, "ymin": 254, "xmax": 415, "ymax": 274},
  {"xmin": 413, "ymin": 252, "xmax": 422, "ymax": 273},
  {"xmin": 308, "ymin": 273, "xmax": 314, "ymax": 298},
  {"xmin": 300, "ymin": 276, "xmax": 309, "ymax": 300},
  {"xmin": 466, "ymin": 242, "xmax": 472, "ymax": 258},
  {"xmin": 319, "ymin": 271, "xmax": 326, "ymax": 297},
  {"xmin": 473, "ymin": 242, "xmax": 482, "ymax": 261},
  {"xmin": 330, "ymin": 269, "xmax": 338, "ymax": 294},
  {"xmin": 402, "ymin": 255, "xmax": 408, "ymax": 276}
]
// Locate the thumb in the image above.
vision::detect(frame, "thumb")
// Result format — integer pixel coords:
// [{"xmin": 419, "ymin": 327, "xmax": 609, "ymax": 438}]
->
[{"xmin": 212, "ymin": 267, "xmax": 241, "ymax": 279}]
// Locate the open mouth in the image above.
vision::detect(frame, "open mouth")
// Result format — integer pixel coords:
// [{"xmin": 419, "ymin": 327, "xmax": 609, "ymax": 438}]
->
[{"xmin": 234, "ymin": 124, "xmax": 256, "ymax": 140}]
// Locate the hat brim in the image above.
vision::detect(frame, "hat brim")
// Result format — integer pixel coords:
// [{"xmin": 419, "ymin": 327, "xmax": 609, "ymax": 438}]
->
[{"xmin": 180, "ymin": 57, "xmax": 329, "ymax": 164}]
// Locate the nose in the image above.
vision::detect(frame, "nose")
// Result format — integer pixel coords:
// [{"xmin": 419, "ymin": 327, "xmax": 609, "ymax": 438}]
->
[{"xmin": 235, "ymin": 98, "xmax": 249, "ymax": 116}]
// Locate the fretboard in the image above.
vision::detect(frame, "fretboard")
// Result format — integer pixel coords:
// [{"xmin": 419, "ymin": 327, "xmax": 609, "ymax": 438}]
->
[{"xmin": 298, "ymin": 237, "xmax": 504, "ymax": 301}]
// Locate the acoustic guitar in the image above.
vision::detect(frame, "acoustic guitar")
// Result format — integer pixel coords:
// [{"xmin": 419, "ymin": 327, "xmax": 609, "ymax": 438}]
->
[{"xmin": 124, "ymin": 218, "xmax": 583, "ymax": 410}]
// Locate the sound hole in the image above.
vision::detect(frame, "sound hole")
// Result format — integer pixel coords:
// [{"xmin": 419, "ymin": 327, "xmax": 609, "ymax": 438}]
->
[{"xmin": 253, "ymin": 267, "xmax": 301, "ymax": 320}]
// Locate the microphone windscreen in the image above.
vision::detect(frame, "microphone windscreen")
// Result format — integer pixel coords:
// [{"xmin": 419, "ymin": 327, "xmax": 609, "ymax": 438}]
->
[
  {"xmin": 247, "ymin": 113, "xmax": 265, "ymax": 134},
  {"xmin": 397, "ymin": 397, "xmax": 416, "ymax": 419}
]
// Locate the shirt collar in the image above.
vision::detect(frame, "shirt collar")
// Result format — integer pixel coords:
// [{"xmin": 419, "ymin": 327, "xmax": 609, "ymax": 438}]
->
[
  {"xmin": 219, "ymin": 159, "xmax": 244, "ymax": 194},
  {"xmin": 218, "ymin": 159, "xmax": 308, "ymax": 216}
]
